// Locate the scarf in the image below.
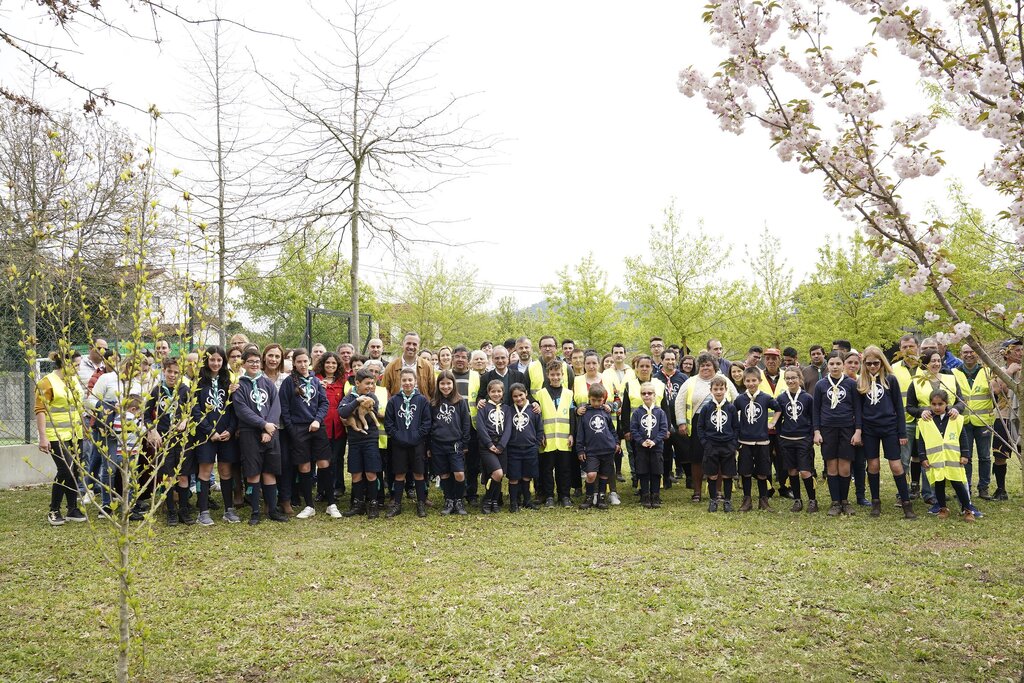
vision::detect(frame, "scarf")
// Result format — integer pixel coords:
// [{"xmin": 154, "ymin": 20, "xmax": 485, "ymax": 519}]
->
[
  {"xmin": 745, "ymin": 389, "xmax": 760, "ymax": 423},
  {"xmin": 827, "ymin": 374, "xmax": 843, "ymax": 410}
]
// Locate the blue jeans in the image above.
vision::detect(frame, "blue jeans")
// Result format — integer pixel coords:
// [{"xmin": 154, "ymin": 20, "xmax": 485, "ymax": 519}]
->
[
  {"xmin": 960, "ymin": 422, "xmax": 992, "ymax": 491},
  {"xmin": 900, "ymin": 423, "xmax": 933, "ymax": 499}
]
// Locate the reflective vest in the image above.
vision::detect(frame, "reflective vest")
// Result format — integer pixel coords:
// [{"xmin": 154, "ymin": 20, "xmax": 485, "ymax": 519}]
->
[
  {"xmin": 624, "ymin": 376, "xmax": 666, "ymax": 422},
  {"xmin": 573, "ymin": 375, "xmax": 604, "ymax": 407},
  {"xmin": 465, "ymin": 371, "xmax": 481, "ymax": 424},
  {"xmin": 913, "ymin": 373, "xmax": 958, "ymax": 413},
  {"xmin": 758, "ymin": 373, "xmax": 786, "ymax": 423},
  {"xmin": 891, "ymin": 361, "xmax": 920, "ymax": 424},
  {"xmin": 42, "ymin": 371, "xmax": 84, "ymax": 443},
  {"xmin": 953, "ymin": 367, "xmax": 994, "ymax": 427},
  {"xmin": 918, "ymin": 415, "xmax": 967, "ymax": 484},
  {"xmin": 528, "ymin": 359, "xmax": 569, "ymax": 397},
  {"xmin": 535, "ymin": 386, "xmax": 573, "ymax": 452}
]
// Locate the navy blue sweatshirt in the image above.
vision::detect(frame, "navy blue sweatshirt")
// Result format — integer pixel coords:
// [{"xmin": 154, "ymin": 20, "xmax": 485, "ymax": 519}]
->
[
  {"xmin": 279, "ymin": 372, "xmax": 329, "ymax": 428},
  {"xmin": 629, "ymin": 405, "xmax": 668, "ymax": 452},
  {"xmin": 696, "ymin": 399, "xmax": 739, "ymax": 447},
  {"xmin": 191, "ymin": 377, "xmax": 236, "ymax": 436},
  {"xmin": 233, "ymin": 373, "xmax": 281, "ymax": 432},
  {"xmin": 338, "ymin": 390, "xmax": 380, "ymax": 443},
  {"xmin": 507, "ymin": 403, "xmax": 543, "ymax": 453},
  {"xmin": 812, "ymin": 375, "xmax": 862, "ymax": 430},
  {"xmin": 576, "ymin": 406, "xmax": 617, "ymax": 456},
  {"xmin": 384, "ymin": 390, "xmax": 432, "ymax": 447},
  {"xmin": 776, "ymin": 389, "xmax": 814, "ymax": 438},
  {"xmin": 147, "ymin": 383, "xmax": 191, "ymax": 434},
  {"xmin": 859, "ymin": 373, "xmax": 907, "ymax": 438},
  {"xmin": 477, "ymin": 402, "xmax": 512, "ymax": 452},
  {"xmin": 430, "ymin": 398, "xmax": 471, "ymax": 449},
  {"xmin": 734, "ymin": 390, "xmax": 780, "ymax": 443}
]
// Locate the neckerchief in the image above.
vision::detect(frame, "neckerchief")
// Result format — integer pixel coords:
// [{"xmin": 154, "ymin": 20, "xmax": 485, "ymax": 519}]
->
[
  {"xmin": 513, "ymin": 402, "xmax": 530, "ymax": 431},
  {"xmin": 745, "ymin": 389, "xmax": 760, "ymax": 423},
  {"xmin": 642, "ymin": 404, "xmax": 655, "ymax": 438},
  {"xmin": 401, "ymin": 389, "xmax": 418, "ymax": 429},
  {"xmin": 487, "ymin": 400, "xmax": 505, "ymax": 433},
  {"xmin": 714, "ymin": 398, "xmax": 727, "ymax": 432},
  {"xmin": 827, "ymin": 374, "xmax": 843, "ymax": 410}
]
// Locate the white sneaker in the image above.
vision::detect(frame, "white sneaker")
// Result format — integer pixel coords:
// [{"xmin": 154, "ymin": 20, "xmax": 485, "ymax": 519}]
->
[
  {"xmin": 81, "ymin": 491, "xmax": 92, "ymax": 505},
  {"xmin": 211, "ymin": 481, "xmax": 222, "ymax": 492},
  {"xmin": 326, "ymin": 504, "xmax": 342, "ymax": 518},
  {"xmin": 296, "ymin": 506, "xmax": 316, "ymax": 519},
  {"xmin": 609, "ymin": 492, "xmax": 621, "ymax": 505}
]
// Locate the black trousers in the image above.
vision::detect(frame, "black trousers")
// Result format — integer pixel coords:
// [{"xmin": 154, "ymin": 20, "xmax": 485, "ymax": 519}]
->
[{"xmin": 465, "ymin": 433, "xmax": 481, "ymax": 499}]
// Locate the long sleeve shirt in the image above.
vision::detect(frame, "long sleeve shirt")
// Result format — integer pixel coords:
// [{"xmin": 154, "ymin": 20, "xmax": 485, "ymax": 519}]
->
[
  {"xmin": 430, "ymin": 399, "xmax": 471, "ymax": 448},
  {"xmin": 812, "ymin": 375, "xmax": 862, "ymax": 430},
  {"xmin": 776, "ymin": 389, "xmax": 814, "ymax": 438},
  {"xmin": 384, "ymin": 390, "xmax": 432, "ymax": 447},
  {"xmin": 279, "ymin": 373, "xmax": 329, "ymax": 428},
  {"xmin": 695, "ymin": 399, "xmax": 739, "ymax": 447},
  {"xmin": 859, "ymin": 373, "xmax": 907, "ymax": 438},
  {"xmin": 233, "ymin": 373, "xmax": 281, "ymax": 432},
  {"xmin": 576, "ymin": 406, "xmax": 617, "ymax": 456},
  {"xmin": 477, "ymin": 402, "xmax": 512, "ymax": 452},
  {"xmin": 629, "ymin": 405, "xmax": 668, "ymax": 452},
  {"xmin": 734, "ymin": 390, "xmax": 780, "ymax": 443},
  {"xmin": 338, "ymin": 390, "xmax": 381, "ymax": 443}
]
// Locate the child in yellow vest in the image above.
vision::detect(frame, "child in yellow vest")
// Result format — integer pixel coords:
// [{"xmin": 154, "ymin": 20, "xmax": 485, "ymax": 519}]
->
[{"xmin": 918, "ymin": 389, "xmax": 975, "ymax": 521}]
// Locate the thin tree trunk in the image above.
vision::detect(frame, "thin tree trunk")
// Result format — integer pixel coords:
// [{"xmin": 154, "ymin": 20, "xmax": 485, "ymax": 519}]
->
[
  {"xmin": 350, "ymin": 160, "xmax": 361, "ymax": 350},
  {"xmin": 117, "ymin": 535, "xmax": 130, "ymax": 683},
  {"xmin": 215, "ymin": 19, "xmax": 227, "ymax": 347}
]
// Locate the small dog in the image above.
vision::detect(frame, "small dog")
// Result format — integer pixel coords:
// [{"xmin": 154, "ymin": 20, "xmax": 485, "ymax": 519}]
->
[{"xmin": 344, "ymin": 394, "xmax": 379, "ymax": 434}]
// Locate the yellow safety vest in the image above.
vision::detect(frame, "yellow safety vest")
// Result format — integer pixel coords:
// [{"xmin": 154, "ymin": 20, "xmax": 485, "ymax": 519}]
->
[
  {"xmin": 573, "ymin": 375, "xmax": 604, "ymax": 407},
  {"xmin": 536, "ymin": 386, "xmax": 573, "ymax": 452},
  {"xmin": 624, "ymin": 376, "xmax": 666, "ymax": 422},
  {"xmin": 918, "ymin": 415, "xmax": 967, "ymax": 484},
  {"xmin": 953, "ymin": 367, "xmax": 994, "ymax": 427},
  {"xmin": 913, "ymin": 373, "xmax": 958, "ymax": 412},
  {"xmin": 465, "ymin": 371, "xmax": 481, "ymax": 424},
  {"xmin": 528, "ymin": 359, "xmax": 569, "ymax": 398},
  {"xmin": 758, "ymin": 373, "xmax": 786, "ymax": 422},
  {"xmin": 42, "ymin": 371, "xmax": 84, "ymax": 443},
  {"xmin": 891, "ymin": 361, "xmax": 919, "ymax": 425}
]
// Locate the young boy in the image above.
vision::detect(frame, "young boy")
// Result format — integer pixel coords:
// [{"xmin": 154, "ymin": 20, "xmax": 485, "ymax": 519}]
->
[
  {"xmin": 918, "ymin": 389, "xmax": 975, "ymax": 521},
  {"xmin": 477, "ymin": 380, "xmax": 513, "ymax": 514},
  {"xmin": 734, "ymin": 367, "xmax": 780, "ymax": 511},
  {"xmin": 577, "ymin": 384, "xmax": 619, "ymax": 510},
  {"xmin": 384, "ymin": 368, "xmax": 433, "ymax": 518},
  {"xmin": 233, "ymin": 349, "xmax": 289, "ymax": 525},
  {"xmin": 696, "ymin": 376, "xmax": 739, "ymax": 512},
  {"xmin": 146, "ymin": 358, "xmax": 193, "ymax": 526},
  {"xmin": 536, "ymin": 361, "xmax": 575, "ymax": 508},
  {"xmin": 776, "ymin": 367, "xmax": 818, "ymax": 513},
  {"xmin": 629, "ymin": 381, "xmax": 669, "ymax": 508},
  {"xmin": 813, "ymin": 351, "xmax": 863, "ymax": 516},
  {"xmin": 507, "ymin": 383, "xmax": 544, "ymax": 512},
  {"xmin": 338, "ymin": 368, "xmax": 385, "ymax": 519}
]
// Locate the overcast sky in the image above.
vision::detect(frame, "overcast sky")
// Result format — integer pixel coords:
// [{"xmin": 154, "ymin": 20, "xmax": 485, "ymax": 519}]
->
[{"xmin": 6, "ymin": 1, "xmax": 1005, "ymax": 310}]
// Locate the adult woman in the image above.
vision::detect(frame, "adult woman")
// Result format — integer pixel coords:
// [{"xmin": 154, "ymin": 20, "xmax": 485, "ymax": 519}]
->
[
  {"xmin": 727, "ymin": 362, "xmax": 746, "ymax": 393},
  {"xmin": 679, "ymin": 354, "xmax": 697, "ymax": 378},
  {"xmin": 437, "ymin": 346, "xmax": 453, "ymax": 373},
  {"xmin": 675, "ymin": 353, "xmax": 736, "ymax": 502},
  {"xmin": 601, "ymin": 354, "xmax": 614, "ymax": 371},
  {"xmin": 227, "ymin": 346, "xmax": 243, "ymax": 382},
  {"xmin": 262, "ymin": 344, "xmax": 286, "ymax": 389},
  {"xmin": 858, "ymin": 345, "xmax": 915, "ymax": 518},
  {"xmin": 37, "ymin": 350, "xmax": 87, "ymax": 525},
  {"xmin": 315, "ymin": 351, "xmax": 347, "ymax": 501}
]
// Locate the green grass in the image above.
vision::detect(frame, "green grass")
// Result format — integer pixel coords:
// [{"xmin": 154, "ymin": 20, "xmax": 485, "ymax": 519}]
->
[{"xmin": 2, "ymin": 469, "xmax": 1024, "ymax": 682}]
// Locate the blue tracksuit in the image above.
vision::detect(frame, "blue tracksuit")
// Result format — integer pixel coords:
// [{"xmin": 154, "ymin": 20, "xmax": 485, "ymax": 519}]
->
[
  {"xmin": 233, "ymin": 373, "xmax": 281, "ymax": 432},
  {"xmin": 576, "ymin": 406, "xmax": 617, "ymax": 456},
  {"xmin": 430, "ymin": 399, "xmax": 471, "ymax": 450},
  {"xmin": 279, "ymin": 372, "xmax": 329, "ymax": 428},
  {"xmin": 385, "ymin": 390, "xmax": 432, "ymax": 447}
]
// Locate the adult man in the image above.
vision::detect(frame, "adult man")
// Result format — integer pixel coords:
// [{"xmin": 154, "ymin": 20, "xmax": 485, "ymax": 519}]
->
[
  {"xmin": 310, "ymin": 343, "xmax": 327, "ymax": 366},
  {"xmin": 649, "ymin": 337, "xmax": 665, "ymax": 375},
  {"xmin": 743, "ymin": 346, "xmax": 763, "ymax": 370},
  {"xmin": 367, "ymin": 338, "xmax": 384, "ymax": 361},
  {"xmin": 954, "ymin": 343, "xmax": 994, "ymax": 498},
  {"xmin": 782, "ymin": 347, "xmax": 799, "ymax": 368},
  {"xmin": 802, "ymin": 344, "xmax": 827, "ymax": 392},
  {"xmin": 514, "ymin": 337, "xmax": 532, "ymax": 374},
  {"xmin": 601, "ymin": 343, "xmax": 636, "ymax": 486},
  {"xmin": 891, "ymin": 334, "xmax": 934, "ymax": 504},
  {"xmin": 478, "ymin": 345, "xmax": 525, "ymax": 406},
  {"xmin": 939, "ymin": 341, "xmax": 964, "ymax": 372},
  {"xmin": 470, "ymin": 350, "xmax": 488, "ymax": 374},
  {"xmin": 759, "ymin": 348, "xmax": 790, "ymax": 498},
  {"xmin": 560, "ymin": 339, "xmax": 575, "ymax": 363},
  {"xmin": 526, "ymin": 335, "xmax": 574, "ymax": 398},
  {"xmin": 337, "ymin": 343, "xmax": 356, "ymax": 384},
  {"xmin": 78, "ymin": 338, "xmax": 108, "ymax": 389},
  {"xmin": 707, "ymin": 338, "xmax": 731, "ymax": 377},
  {"xmin": 832, "ymin": 339, "xmax": 852, "ymax": 353},
  {"xmin": 382, "ymin": 332, "xmax": 436, "ymax": 399},
  {"xmin": 655, "ymin": 348, "xmax": 687, "ymax": 486}
]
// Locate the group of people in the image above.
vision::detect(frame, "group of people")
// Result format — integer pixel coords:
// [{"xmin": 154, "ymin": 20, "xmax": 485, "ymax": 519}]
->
[{"xmin": 35, "ymin": 330, "xmax": 1021, "ymax": 526}]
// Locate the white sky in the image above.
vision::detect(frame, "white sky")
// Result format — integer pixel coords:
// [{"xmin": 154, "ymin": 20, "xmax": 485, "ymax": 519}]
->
[{"xmin": 4, "ymin": 0, "xmax": 1006, "ymax": 311}]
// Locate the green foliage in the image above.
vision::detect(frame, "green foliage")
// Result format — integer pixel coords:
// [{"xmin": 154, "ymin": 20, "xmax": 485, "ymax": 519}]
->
[
  {"xmin": 622, "ymin": 202, "xmax": 747, "ymax": 355},
  {"xmin": 234, "ymin": 241, "xmax": 377, "ymax": 348},
  {"xmin": 730, "ymin": 227, "xmax": 799, "ymax": 350},
  {"xmin": 543, "ymin": 253, "xmax": 626, "ymax": 351},
  {"xmin": 384, "ymin": 255, "xmax": 493, "ymax": 350},
  {"xmin": 791, "ymin": 232, "xmax": 922, "ymax": 353}
]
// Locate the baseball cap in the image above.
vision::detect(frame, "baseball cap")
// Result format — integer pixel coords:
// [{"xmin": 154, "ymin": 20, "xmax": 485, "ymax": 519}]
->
[{"xmin": 763, "ymin": 348, "xmax": 781, "ymax": 356}]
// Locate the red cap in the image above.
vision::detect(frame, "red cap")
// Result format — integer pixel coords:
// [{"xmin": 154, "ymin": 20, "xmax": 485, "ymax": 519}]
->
[{"xmin": 763, "ymin": 348, "xmax": 781, "ymax": 356}]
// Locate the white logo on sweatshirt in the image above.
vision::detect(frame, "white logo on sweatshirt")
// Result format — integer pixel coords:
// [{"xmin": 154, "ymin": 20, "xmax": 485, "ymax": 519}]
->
[
  {"xmin": 786, "ymin": 399, "xmax": 804, "ymax": 420},
  {"xmin": 436, "ymin": 402, "xmax": 455, "ymax": 424},
  {"xmin": 589, "ymin": 415, "xmax": 606, "ymax": 433}
]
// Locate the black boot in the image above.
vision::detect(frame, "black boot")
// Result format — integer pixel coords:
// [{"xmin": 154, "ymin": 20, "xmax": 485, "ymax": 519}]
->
[
  {"xmin": 177, "ymin": 486, "xmax": 195, "ymax": 525},
  {"xmin": 342, "ymin": 498, "xmax": 366, "ymax": 518}
]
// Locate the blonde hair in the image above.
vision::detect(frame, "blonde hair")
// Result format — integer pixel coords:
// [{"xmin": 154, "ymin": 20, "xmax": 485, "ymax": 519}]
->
[{"xmin": 857, "ymin": 345, "xmax": 893, "ymax": 394}]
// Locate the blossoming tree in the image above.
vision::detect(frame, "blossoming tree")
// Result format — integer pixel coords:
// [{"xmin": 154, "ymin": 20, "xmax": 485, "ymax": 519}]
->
[{"xmin": 679, "ymin": 0, "xmax": 1023, "ymax": 454}]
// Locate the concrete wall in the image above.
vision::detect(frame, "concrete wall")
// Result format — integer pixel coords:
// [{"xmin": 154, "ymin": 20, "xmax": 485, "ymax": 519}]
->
[{"xmin": 0, "ymin": 444, "xmax": 55, "ymax": 489}]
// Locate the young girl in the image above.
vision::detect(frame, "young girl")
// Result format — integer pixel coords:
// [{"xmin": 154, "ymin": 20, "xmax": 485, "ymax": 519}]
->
[
  {"xmin": 36, "ymin": 350, "xmax": 87, "ymax": 526},
  {"xmin": 630, "ymin": 381, "xmax": 669, "ymax": 508},
  {"xmin": 506, "ymin": 383, "xmax": 544, "ymax": 512},
  {"xmin": 430, "ymin": 371, "xmax": 471, "ymax": 515},
  {"xmin": 844, "ymin": 351, "xmax": 870, "ymax": 508},
  {"xmin": 280, "ymin": 348, "xmax": 335, "ymax": 519},
  {"xmin": 190, "ymin": 348, "xmax": 240, "ymax": 525},
  {"xmin": 476, "ymin": 379, "xmax": 512, "ymax": 514},
  {"xmin": 147, "ymin": 358, "xmax": 193, "ymax": 525},
  {"xmin": 315, "ymin": 352, "xmax": 347, "ymax": 502},
  {"xmin": 918, "ymin": 390, "xmax": 975, "ymax": 521},
  {"xmin": 776, "ymin": 367, "xmax": 817, "ymax": 513},
  {"xmin": 857, "ymin": 345, "xmax": 915, "ymax": 518},
  {"xmin": 728, "ymin": 362, "xmax": 746, "ymax": 394},
  {"xmin": 813, "ymin": 351, "xmax": 862, "ymax": 516},
  {"xmin": 990, "ymin": 374, "xmax": 1014, "ymax": 500}
]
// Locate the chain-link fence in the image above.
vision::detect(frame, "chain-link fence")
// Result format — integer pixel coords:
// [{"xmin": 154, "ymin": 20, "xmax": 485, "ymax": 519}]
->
[{"xmin": 303, "ymin": 307, "xmax": 375, "ymax": 354}]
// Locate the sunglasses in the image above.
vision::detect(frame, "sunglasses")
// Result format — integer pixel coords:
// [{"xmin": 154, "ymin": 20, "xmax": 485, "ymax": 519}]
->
[
  {"xmin": 640, "ymin": 391, "xmax": 655, "ymax": 396},
  {"xmin": 864, "ymin": 360, "xmax": 881, "ymax": 366}
]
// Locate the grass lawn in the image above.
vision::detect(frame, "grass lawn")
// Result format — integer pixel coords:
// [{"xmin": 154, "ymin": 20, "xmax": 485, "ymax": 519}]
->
[{"xmin": 1, "ymin": 469, "xmax": 1023, "ymax": 682}]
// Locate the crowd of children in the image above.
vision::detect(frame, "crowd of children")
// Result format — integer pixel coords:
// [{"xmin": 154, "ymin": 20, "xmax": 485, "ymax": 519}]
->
[{"xmin": 35, "ymin": 332, "xmax": 1021, "ymax": 526}]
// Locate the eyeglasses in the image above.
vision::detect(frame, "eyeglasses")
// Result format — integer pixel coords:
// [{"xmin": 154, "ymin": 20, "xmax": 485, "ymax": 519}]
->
[
  {"xmin": 244, "ymin": 359, "xmax": 261, "ymax": 365},
  {"xmin": 864, "ymin": 360, "xmax": 881, "ymax": 366},
  {"xmin": 640, "ymin": 391, "xmax": 654, "ymax": 396}
]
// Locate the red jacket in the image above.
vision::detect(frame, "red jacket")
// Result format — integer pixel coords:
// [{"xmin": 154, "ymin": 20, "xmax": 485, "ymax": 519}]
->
[{"xmin": 319, "ymin": 374, "xmax": 347, "ymax": 440}]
